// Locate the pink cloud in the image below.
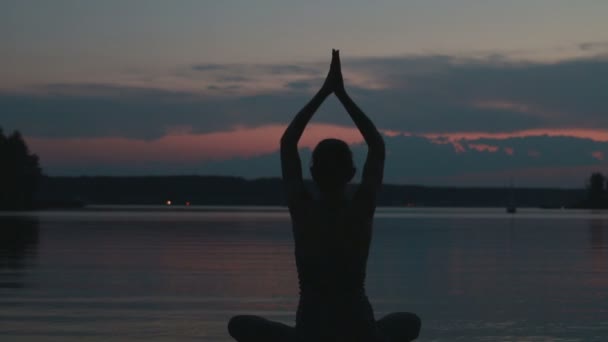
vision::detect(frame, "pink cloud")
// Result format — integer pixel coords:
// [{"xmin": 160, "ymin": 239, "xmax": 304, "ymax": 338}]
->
[
  {"xmin": 26, "ymin": 124, "xmax": 365, "ymax": 165},
  {"xmin": 473, "ymin": 100, "xmax": 533, "ymax": 114},
  {"xmin": 592, "ymin": 151, "xmax": 604, "ymax": 161},
  {"xmin": 468, "ymin": 143, "xmax": 499, "ymax": 153},
  {"xmin": 422, "ymin": 128, "xmax": 608, "ymax": 143},
  {"xmin": 428, "ymin": 136, "xmax": 466, "ymax": 153},
  {"xmin": 382, "ymin": 129, "xmax": 403, "ymax": 137},
  {"xmin": 452, "ymin": 141, "xmax": 466, "ymax": 153},
  {"xmin": 504, "ymin": 147, "xmax": 515, "ymax": 156}
]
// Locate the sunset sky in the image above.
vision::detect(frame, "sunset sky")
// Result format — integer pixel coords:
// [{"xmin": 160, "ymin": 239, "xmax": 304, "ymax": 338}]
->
[{"xmin": 2, "ymin": 0, "xmax": 608, "ymax": 187}]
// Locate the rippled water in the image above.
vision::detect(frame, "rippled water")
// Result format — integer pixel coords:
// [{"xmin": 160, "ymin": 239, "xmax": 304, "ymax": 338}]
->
[{"xmin": 1, "ymin": 207, "xmax": 607, "ymax": 341}]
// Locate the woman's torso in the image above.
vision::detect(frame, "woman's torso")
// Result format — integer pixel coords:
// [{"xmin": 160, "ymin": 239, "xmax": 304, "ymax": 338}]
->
[{"xmin": 289, "ymin": 192, "xmax": 378, "ymax": 341}]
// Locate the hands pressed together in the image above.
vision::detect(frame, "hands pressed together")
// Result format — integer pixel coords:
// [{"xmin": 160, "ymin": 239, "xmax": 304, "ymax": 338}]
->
[
  {"xmin": 320, "ymin": 49, "xmax": 346, "ymax": 97},
  {"xmin": 281, "ymin": 48, "xmax": 384, "ymax": 192}
]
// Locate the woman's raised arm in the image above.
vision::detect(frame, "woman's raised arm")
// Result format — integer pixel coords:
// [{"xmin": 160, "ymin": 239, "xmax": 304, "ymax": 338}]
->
[
  {"xmin": 333, "ymin": 51, "xmax": 386, "ymax": 192},
  {"xmin": 280, "ymin": 51, "xmax": 338, "ymax": 203}
]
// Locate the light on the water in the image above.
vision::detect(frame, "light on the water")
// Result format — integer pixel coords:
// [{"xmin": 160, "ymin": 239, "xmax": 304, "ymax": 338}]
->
[{"xmin": 166, "ymin": 200, "xmax": 172, "ymax": 206}]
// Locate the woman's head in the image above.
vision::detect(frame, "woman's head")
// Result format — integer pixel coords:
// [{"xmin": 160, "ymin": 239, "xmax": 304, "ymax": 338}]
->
[{"xmin": 310, "ymin": 138, "xmax": 355, "ymax": 192}]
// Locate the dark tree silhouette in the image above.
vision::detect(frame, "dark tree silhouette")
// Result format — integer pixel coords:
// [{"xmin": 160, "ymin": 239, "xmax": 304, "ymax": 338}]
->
[
  {"xmin": 586, "ymin": 172, "xmax": 606, "ymax": 208},
  {"xmin": 0, "ymin": 128, "xmax": 42, "ymax": 210}
]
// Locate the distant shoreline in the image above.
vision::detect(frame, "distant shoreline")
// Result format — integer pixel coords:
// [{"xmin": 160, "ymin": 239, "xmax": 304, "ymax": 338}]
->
[
  {"xmin": 34, "ymin": 175, "xmax": 585, "ymax": 209},
  {"xmin": 5, "ymin": 207, "xmax": 608, "ymax": 223}
]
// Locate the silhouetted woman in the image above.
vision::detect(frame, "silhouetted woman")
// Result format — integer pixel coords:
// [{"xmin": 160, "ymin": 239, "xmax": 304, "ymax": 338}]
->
[{"xmin": 228, "ymin": 50, "xmax": 421, "ymax": 342}]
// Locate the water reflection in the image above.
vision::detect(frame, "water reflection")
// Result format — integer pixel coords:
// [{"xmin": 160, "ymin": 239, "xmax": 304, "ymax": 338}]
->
[
  {"xmin": 589, "ymin": 218, "xmax": 606, "ymax": 250},
  {"xmin": 588, "ymin": 219, "xmax": 607, "ymax": 288},
  {"xmin": 2, "ymin": 210, "xmax": 608, "ymax": 341},
  {"xmin": 0, "ymin": 216, "xmax": 39, "ymax": 288}
]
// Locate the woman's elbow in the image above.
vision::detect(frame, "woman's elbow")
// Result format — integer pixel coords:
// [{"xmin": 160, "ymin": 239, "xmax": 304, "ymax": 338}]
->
[{"xmin": 280, "ymin": 133, "xmax": 290, "ymax": 147}]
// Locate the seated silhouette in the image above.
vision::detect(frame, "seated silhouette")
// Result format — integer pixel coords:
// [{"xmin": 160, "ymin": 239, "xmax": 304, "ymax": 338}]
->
[{"xmin": 228, "ymin": 50, "xmax": 421, "ymax": 341}]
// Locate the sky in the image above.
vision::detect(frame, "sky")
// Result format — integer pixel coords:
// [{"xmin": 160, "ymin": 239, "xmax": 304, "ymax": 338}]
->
[{"xmin": 1, "ymin": 0, "xmax": 608, "ymax": 187}]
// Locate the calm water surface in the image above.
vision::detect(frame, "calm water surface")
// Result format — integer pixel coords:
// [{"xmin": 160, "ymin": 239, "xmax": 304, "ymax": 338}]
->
[{"xmin": 1, "ymin": 207, "xmax": 607, "ymax": 341}]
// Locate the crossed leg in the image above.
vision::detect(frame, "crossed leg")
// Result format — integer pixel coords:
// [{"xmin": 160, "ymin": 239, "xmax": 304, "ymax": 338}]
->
[
  {"xmin": 377, "ymin": 312, "xmax": 421, "ymax": 342},
  {"xmin": 228, "ymin": 312, "xmax": 421, "ymax": 342},
  {"xmin": 228, "ymin": 315, "xmax": 296, "ymax": 342}
]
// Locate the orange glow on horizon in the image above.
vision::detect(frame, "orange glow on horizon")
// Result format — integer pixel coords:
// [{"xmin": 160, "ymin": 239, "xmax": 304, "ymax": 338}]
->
[
  {"xmin": 420, "ymin": 128, "xmax": 608, "ymax": 142},
  {"xmin": 467, "ymin": 143, "xmax": 499, "ymax": 153},
  {"xmin": 25, "ymin": 124, "xmax": 608, "ymax": 166},
  {"xmin": 27, "ymin": 123, "xmax": 365, "ymax": 165}
]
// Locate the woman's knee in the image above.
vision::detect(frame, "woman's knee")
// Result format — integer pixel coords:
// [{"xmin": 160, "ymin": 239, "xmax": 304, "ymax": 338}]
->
[
  {"xmin": 228, "ymin": 315, "xmax": 295, "ymax": 341},
  {"xmin": 377, "ymin": 312, "xmax": 421, "ymax": 341},
  {"xmin": 228, "ymin": 315, "xmax": 256, "ymax": 339}
]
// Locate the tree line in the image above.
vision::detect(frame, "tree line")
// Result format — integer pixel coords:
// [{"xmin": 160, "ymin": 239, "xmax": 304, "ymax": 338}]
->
[
  {"xmin": 0, "ymin": 125, "xmax": 594, "ymax": 209},
  {"xmin": 0, "ymin": 128, "xmax": 42, "ymax": 210},
  {"xmin": 582, "ymin": 172, "xmax": 608, "ymax": 208}
]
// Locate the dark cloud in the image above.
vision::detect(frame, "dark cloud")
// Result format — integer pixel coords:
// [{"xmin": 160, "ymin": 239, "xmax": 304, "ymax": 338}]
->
[
  {"xmin": 345, "ymin": 55, "xmax": 608, "ymax": 133},
  {"xmin": 201, "ymin": 133, "xmax": 608, "ymax": 187},
  {"xmin": 1, "ymin": 84, "xmax": 227, "ymax": 139},
  {"xmin": 191, "ymin": 64, "xmax": 227, "ymax": 72},
  {"xmin": 216, "ymin": 75, "xmax": 251, "ymax": 83},
  {"xmin": 8, "ymin": 52, "xmax": 608, "ymax": 184},
  {"xmin": 259, "ymin": 64, "xmax": 319, "ymax": 75},
  {"xmin": 2, "ymin": 54, "xmax": 608, "ymax": 140},
  {"xmin": 284, "ymin": 80, "xmax": 314, "ymax": 90},
  {"xmin": 579, "ymin": 41, "xmax": 608, "ymax": 52},
  {"xmin": 207, "ymin": 84, "xmax": 243, "ymax": 92},
  {"xmin": 39, "ymin": 134, "xmax": 608, "ymax": 187},
  {"xmin": 190, "ymin": 63, "xmax": 319, "ymax": 76},
  {"xmin": 36, "ymin": 83, "xmax": 200, "ymax": 100},
  {"xmin": 0, "ymin": 83, "xmax": 322, "ymax": 139}
]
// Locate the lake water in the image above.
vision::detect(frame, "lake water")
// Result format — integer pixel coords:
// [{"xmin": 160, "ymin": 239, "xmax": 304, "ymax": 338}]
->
[{"xmin": 1, "ymin": 207, "xmax": 607, "ymax": 341}]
